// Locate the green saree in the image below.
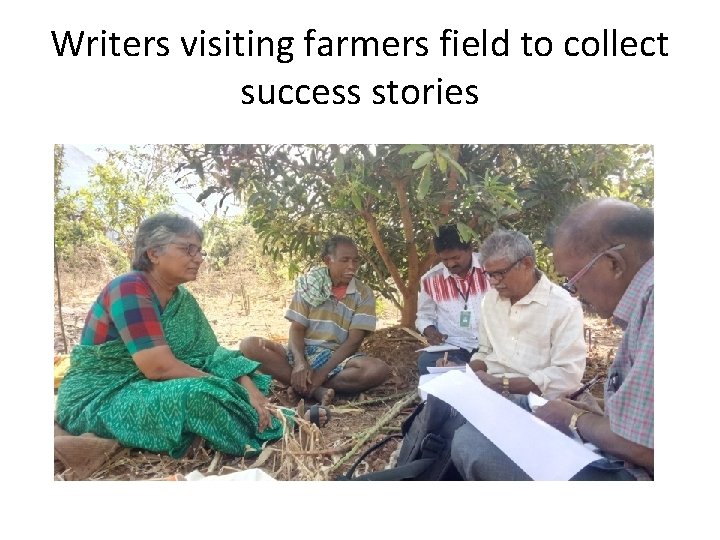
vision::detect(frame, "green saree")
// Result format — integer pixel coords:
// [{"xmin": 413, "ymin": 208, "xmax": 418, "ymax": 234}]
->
[{"xmin": 56, "ymin": 285, "xmax": 291, "ymax": 458}]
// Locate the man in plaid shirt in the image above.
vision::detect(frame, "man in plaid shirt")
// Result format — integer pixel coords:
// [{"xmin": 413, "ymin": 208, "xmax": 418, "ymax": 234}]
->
[{"xmin": 451, "ymin": 198, "xmax": 653, "ymax": 480}]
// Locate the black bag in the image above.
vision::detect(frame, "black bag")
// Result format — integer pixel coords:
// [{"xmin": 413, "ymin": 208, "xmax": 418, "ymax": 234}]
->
[{"xmin": 337, "ymin": 394, "xmax": 466, "ymax": 481}]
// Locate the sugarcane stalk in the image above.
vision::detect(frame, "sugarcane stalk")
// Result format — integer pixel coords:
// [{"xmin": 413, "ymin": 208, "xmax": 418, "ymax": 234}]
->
[{"xmin": 327, "ymin": 390, "xmax": 417, "ymax": 475}]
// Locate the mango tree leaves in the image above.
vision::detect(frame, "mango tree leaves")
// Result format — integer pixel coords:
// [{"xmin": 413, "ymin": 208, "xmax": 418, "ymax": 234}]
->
[
  {"xmin": 435, "ymin": 152, "xmax": 448, "ymax": 173},
  {"xmin": 412, "ymin": 151, "xmax": 434, "ymax": 170},
  {"xmin": 437, "ymin": 148, "xmax": 467, "ymax": 179},
  {"xmin": 456, "ymin": 222, "xmax": 477, "ymax": 243},
  {"xmin": 417, "ymin": 165, "xmax": 432, "ymax": 200},
  {"xmin": 334, "ymin": 155, "xmax": 345, "ymax": 177},
  {"xmin": 399, "ymin": 144, "xmax": 431, "ymax": 155}
]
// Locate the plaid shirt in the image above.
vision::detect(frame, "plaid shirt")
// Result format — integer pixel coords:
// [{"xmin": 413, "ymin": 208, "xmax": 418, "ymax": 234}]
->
[
  {"xmin": 80, "ymin": 272, "xmax": 167, "ymax": 354},
  {"xmin": 605, "ymin": 257, "xmax": 654, "ymax": 479}
]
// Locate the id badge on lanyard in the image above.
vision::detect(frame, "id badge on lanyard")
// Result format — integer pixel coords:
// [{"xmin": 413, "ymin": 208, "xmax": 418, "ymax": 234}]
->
[{"xmin": 454, "ymin": 270, "xmax": 474, "ymax": 328}]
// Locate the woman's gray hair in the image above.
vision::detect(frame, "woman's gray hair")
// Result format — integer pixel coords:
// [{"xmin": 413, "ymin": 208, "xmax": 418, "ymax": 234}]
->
[
  {"xmin": 132, "ymin": 213, "xmax": 204, "ymax": 271},
  {"xmin": 480, "ymin": 229, "xmax": 536, "ymax": 264}
]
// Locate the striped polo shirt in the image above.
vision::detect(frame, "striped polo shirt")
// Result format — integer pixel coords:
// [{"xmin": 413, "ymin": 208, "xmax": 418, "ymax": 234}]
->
[{"xmin": 285, "ymin": 276, "xmax": 377, "ymax": 350}]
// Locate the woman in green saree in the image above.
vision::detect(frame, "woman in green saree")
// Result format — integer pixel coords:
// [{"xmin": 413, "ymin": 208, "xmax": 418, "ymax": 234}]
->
[{"xmin": 56, "ymin": 213, "xmax": 325, "ymax": 458}]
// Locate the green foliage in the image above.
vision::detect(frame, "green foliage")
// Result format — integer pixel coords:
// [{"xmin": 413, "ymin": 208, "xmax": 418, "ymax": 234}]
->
[
  {"xmin": 202, "ymin": 214, "xmax": 255, "ymax": 270},
  {"xmin": 55, "ymin": 144, "xmax": 177, "ymax": 265},
  {"xmin": 534, "ymin": 243, "xmax": 560, "ymax": 283},
  {"xmin": 87, "ymin": 160, "xmax": 174, "ymax": 256},
  {"xmin": 55, "ymin": 144, "xmax": 104, "ymax": 259},
  {"xmin": 174, "ymin": 144, "xmax": 654, "ymax": 320},
  {"xmin": 54, "ymin": 187, "xmax": 104, "ymax": 258},
  {"xmin": 412, "ymin": 151, "xmax": 434, "ymax": 170},
  {"xmin": 54, "ymin": 144, "xmax": 64, "ymax": 196}
]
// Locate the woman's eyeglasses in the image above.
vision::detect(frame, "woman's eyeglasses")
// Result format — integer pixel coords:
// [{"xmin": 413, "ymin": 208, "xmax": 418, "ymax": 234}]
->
[
  {"xmin": 171, "ymin": 242, "xmax": 207, "ymax": 258},
  {"xmin": 561, "ymin": 244, "xmax": 625, "ymax": 295}
]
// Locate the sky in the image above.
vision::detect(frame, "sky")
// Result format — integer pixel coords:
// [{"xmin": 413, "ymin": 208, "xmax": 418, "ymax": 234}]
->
[{"xmin": 67, "ymin": 144, "xmax": 240, "ymax": 221}]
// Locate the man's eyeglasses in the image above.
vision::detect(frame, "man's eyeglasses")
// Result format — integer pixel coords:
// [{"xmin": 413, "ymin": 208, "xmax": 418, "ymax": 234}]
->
[
  {"xmin": 171, "ymin": 242, "xmax": 207, "ymax": 258},
  {"xmin": 561, "ymin": 244, "xmax": 625, "ymax": 295},
  {"xmin": 481, "ymin": 258, "xmax": 523, "ymax": 281}
]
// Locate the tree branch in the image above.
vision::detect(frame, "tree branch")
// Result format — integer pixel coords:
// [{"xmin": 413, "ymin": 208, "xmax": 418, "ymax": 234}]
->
[
  {"xmin": 439, "ymin": 144, "xmax": 461, "ymax": 216},
  {"xmin": 360, "ymin": 209, "xmax": 408, "ymax": 297}
]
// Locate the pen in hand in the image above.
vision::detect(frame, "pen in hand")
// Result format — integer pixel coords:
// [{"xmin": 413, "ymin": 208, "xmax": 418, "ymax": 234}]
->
[
  {"xmin": 438, "ymin": 351, "xmax": 449, "ymax": 367},
  {"xmin": 568, "ymin": 374, "xmax": 602, "ymax": 400}
]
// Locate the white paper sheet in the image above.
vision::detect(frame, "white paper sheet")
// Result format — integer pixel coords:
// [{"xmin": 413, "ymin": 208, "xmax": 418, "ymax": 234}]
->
[
  {"xmin": 418, "ymin": 373, "xmax": 440, "ymax": 401},
  {"xmin": 418, "ymin": 367, "xmax": 599, "ymax": 480},
  {"xmin": 427, "ymin": 365, "xmax": 467, "ymax": 374},
  {"xmin": 419, "ymin": 366, "xmax": 467, "ymax": 400},
  {"xmin": 415, "ymin": 344, "xmax": 461, "ymax": 353},
  {"xmin": 526, "ymin": 392, "xmax": 548, "ymax": 412}
]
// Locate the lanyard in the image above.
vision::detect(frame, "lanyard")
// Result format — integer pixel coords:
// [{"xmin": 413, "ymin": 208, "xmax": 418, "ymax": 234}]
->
[{"xmin": 451, "ymin": 267, "xmax": 474, "ymax": 310}]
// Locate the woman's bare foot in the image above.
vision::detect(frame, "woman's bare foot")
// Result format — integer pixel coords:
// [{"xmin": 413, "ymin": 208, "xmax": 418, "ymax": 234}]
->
[{"xmin": 312, "ymin": 386, "xmax": 335, "ymax": 406}]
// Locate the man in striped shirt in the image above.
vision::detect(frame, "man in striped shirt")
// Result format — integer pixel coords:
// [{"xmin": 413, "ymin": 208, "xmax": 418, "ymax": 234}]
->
[
  {"xmin": 240, "ymin": 235, "xmax": 390, "ymax": 406},
  {"xmin": 452, "ymin": 199, "xmax": 654, "ymax": 480},
  {"xmin": 416, "ymin": 225, "xmax": 490, "ymax": 374}
]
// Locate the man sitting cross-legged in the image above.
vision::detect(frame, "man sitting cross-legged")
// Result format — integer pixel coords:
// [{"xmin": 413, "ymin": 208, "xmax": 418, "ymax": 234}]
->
[{"xmin": 240, "ymin": 235, "xmax": 391, "ymax": 406}]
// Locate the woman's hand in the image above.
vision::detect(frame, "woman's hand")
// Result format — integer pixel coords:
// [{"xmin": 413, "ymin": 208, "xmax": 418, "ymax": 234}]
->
[{"xmin": 238, "ymin": 376, "xmax": 271, "ymax": 432}]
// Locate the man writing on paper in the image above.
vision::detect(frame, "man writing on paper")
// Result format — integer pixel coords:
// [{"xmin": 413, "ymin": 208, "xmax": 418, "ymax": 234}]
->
[
  {"xmin": 451, "ymin": 199, "xmax": 653, "ymax": 480},
  {"xmin": 468, "ymin": 230, "xmax": 586, "ymax": 400},
  {"xmin": 416, "ymin": 224, "xmax": 490, "ymax": 375}
]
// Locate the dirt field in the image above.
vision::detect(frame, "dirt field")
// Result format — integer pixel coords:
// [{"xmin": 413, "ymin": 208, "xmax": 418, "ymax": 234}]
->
[{"xmin": 53, "ymin": 264, "xmax": 622, "ymax": 481}]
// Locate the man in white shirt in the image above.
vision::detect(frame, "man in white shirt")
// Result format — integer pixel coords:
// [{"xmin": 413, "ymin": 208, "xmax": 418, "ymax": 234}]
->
[
  {"xmin": 416, "ymin": 225, "xmax": 490, "ymax": 375},
  {"xmin": 469, "ymin": 229, "xmax": 586, "ymax": 400}
]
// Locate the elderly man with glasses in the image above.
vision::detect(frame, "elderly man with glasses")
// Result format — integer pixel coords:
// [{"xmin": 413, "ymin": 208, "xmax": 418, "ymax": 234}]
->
[
  {"xmin": 451, "ymin": 199, "xmax": 653, "ymax": 481},
  {"xmin": 467, "ymin": 229, "xmax": 587, "ymax": 400}
]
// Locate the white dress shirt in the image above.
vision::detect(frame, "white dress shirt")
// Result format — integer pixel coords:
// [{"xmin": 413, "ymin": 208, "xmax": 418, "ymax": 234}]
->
[
  {"xmin": 415, "ymin": 253, "xmax": 489, "ymax": 352},
  {"xmin": 472, "ymin": 273, "xmax": 586, "ymax": 399}
]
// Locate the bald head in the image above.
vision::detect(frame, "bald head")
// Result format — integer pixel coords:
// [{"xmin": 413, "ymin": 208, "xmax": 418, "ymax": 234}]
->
[
  {"xmin": 554, "ymin": 198, "xmax": 653, "ymax": 261},
  {"xmin": 552, "ymin": 198, "xmax": 653, "ymax": 318}
]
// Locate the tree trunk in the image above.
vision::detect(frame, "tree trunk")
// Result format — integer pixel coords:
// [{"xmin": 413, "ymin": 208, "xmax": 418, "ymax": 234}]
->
[
  {"xmin": 54, "ymin": 248, "xmax": 68, "ymax": 354},
  {"xmin": 400, "ymin": 282, "xmax": 419, "ymax": 327}
]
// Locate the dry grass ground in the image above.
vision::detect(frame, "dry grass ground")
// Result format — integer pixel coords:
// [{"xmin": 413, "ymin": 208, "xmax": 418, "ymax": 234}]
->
[{"xmin": 54, "ymin": 260, "xmax": 622, "ymax": 481}]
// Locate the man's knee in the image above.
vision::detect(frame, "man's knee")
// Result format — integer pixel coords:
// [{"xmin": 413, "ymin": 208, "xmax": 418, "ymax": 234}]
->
[
  {"xmin": 349, "ymin": 356, "xmax": 391, "ymax": 385},
  {"xmin": 365, "ymin": 357, "xmax": 391, "ymax": 384},
  {"xmin": 451, "ymin": 422, "xmax": 531, "ymax": 481},
  {"xmin": 450, "ymin": 423, "xmax": 473, "ymax": 479},
  {"xmin": 239, "ymin": 336, "xmax": 265, "ymax": 359}
]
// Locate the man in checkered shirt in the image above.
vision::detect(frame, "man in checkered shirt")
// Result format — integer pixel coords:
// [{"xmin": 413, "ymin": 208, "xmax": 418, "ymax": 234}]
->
[{"xmin": 451, "ymin": 199, "xmax": 653, "ymax": 480}]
